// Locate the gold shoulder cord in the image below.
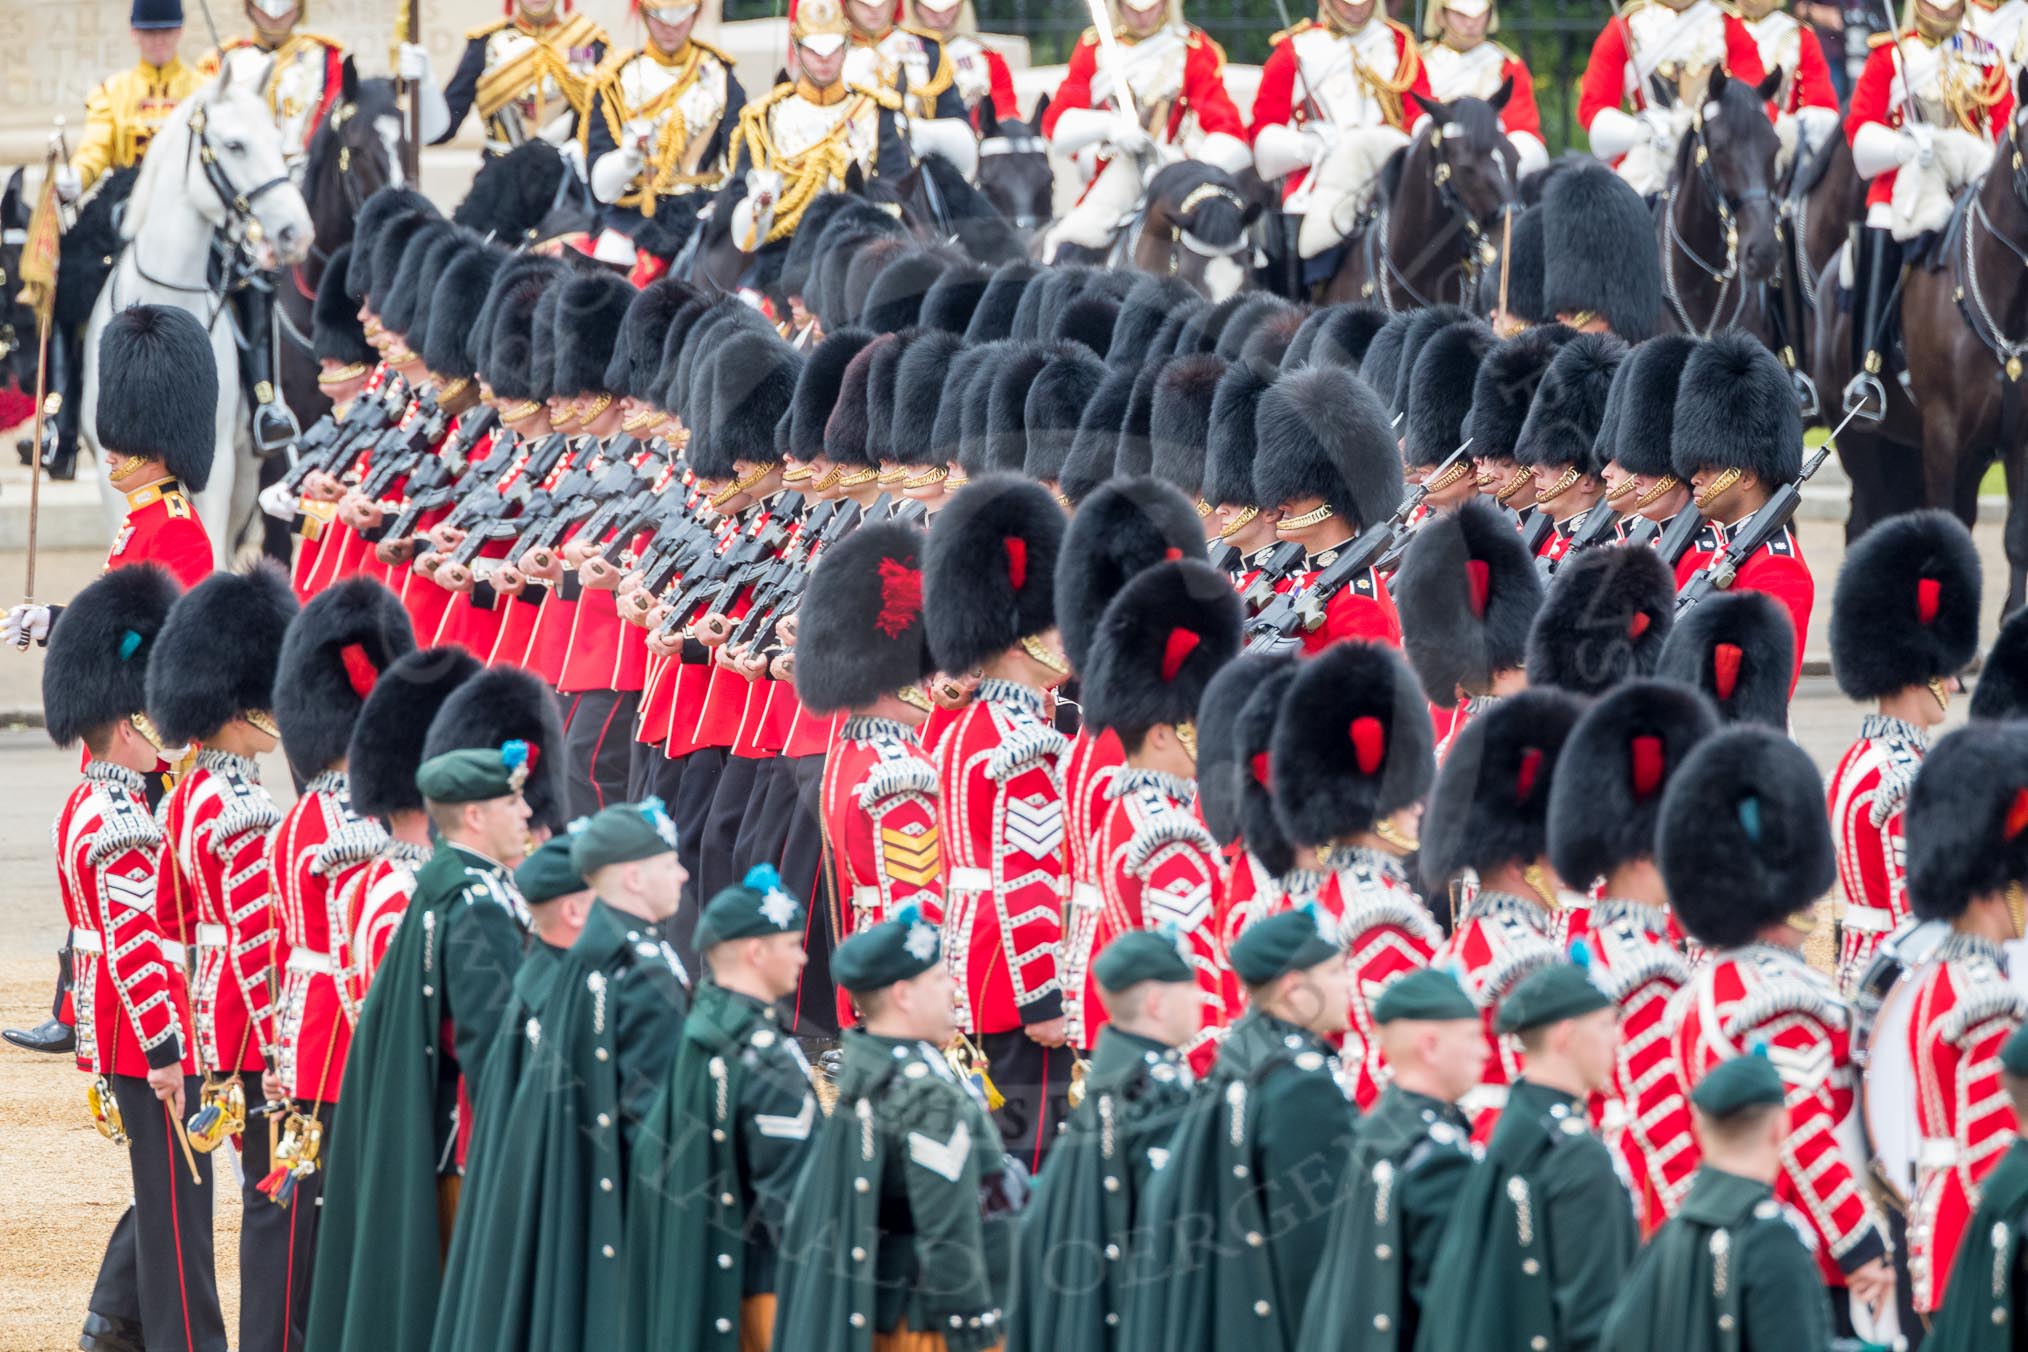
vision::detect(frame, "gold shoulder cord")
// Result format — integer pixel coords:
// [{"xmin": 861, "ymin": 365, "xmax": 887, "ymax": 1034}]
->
[
  {"xmin": 731, "ymin": 92, "xmax": 870, "ymax": 244},
  {"xmin": 1355, "ymin": 23, "xmax": 1424, "ymax": 130}
]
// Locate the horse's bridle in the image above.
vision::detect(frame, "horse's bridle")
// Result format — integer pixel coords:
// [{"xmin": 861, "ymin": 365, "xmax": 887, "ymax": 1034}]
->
[
  {"xmin": 188, "ymin": 104, "xmax": 297, "ymax": 240},
  {"xmin": 1955, "ymin": 115, "xmax": 2028, "ymax": 382},
  {"xmin": 1169, "ymin": 181, "xmax": 1251, "ymax": 262},
  {"xmin": 978, "ymin": 134, "xmax": 1048, "ymax": 232},
  {"xmin": 1366, "ymin": 127, "xmax": 1510, "ymax": 313},
  {"xmin": 1660, "ymin": 114, "xmax": 1764, "ymax": 336}
]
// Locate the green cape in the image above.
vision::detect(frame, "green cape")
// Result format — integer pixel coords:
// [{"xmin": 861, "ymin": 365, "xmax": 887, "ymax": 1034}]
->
[
  {"xmin": 1006, "ymin": 1027, "xmax": 1192, "ymax": 1352},
  {"xmin": 1120, "ymin": 1010, "xmax": 1360, "ymax": 1352},
  {"xmin": 306, "ymin": 842, "xmax": 524, "ymax": 1352},
  {"xmin": 1927, "ymin": 1138, "xmax": 2028, "ymax": 1352},
  {"xmin": 620, "ymin": 979, "xmax": 818, "ymax": 1351}
]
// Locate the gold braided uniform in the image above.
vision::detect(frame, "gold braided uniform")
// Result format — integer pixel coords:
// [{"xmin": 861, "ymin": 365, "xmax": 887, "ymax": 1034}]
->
[
  {"xmin": 584, "ymin": 37, "xmax": 741, "ymax": 209},
  {"xmin": 70, "ymin": 58, "xmax": 205, "ymax": 192},
  {"xmin": 726, "ymin": 79, "xmax": 905, "ymax": 244}
]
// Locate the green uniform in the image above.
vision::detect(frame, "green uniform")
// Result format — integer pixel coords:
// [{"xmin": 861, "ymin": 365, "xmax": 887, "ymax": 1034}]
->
[
  {"xmin": 1412, "ymin": 1078, "xmax": 1638, "ymax": 1352},
  {"xmin": 1296, "ymin": 1085, "xmax": 1476, "ymax": 1352},
  {"xmin": 1121, "ymin": 1010, "xmax": 1361, "ymax": 1352},
  {"xmin": 1599, "ymin": 1165, "xmax": 1831, "ymax": 1352},
  {"xmin": 1927, "ymin": 1137, "xmax": 2028, "ymax": 1350},
  {"xmin": 1006, "ymin": 1027, "xmax": 1194, "ymax": 1352},
  {"xmin": 306, "ymin": 842, "xmax": 526, "ymax": 1352},
  {"xmin": 772, "ymin": 1029, "xmax": 1012, "ymax": 1352},
  {"xmin": 620, "ymin": 979, "xmax": 818, "ymax": 1351},
  {"xmin": 430, "ymin": 899, "xmax": 691, "ymax": 1352}
]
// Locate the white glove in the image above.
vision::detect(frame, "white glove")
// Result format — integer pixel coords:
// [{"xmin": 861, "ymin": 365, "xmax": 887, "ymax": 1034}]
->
[
  {"xmin": 909, "ymin": 117, "xmax": 980, "ymax": 179},
  {"xmin": 1051, "ymin": 105, "xmax": 1117, "ymax": 156},
  {"xmin": 729, "ymin": 169, "xmax": 782, "ymax": 251},
  {"xmin": 1850, "ymin": 119, "xmax": 1907, "ymax": 178},
  {"xmin": 590, "ymin": 146, "xmax": 646, "ymax": 204},
  {"xmin": 1252, "ymin": 122, "xmax": 1318, "ymax": 180},
  {"xmin": 5, "ymin": 603, "xmax": 51, "ymax": 650},
  {"xmin": 1904, "ymin": 124, "xmax": 1936, "ymax": 168},
  {"xmin": 259, "ymin": 480, "xmax": 298, "ymax": 522},
  {"xmin": 52, "ymin": 164, "xmax": 81, "ymax": 203},
  {"xmin": 397, "ymin": 41, "xmax": 431, "ymax": 82},
  {"xmin": 1638, "ymin": 107, "xmax": 1678, "ymax": 157},
  {"xmin": 1507, "ymin": 129, "xmax": 1549, "ymax": 179},
  {"xmin": 1109, "ymin": 114, "xmax": 1152, "ymax": 156},
  {"xmin": 1794, "ymin": 104, "xmax": 1840, "ymax": 153},
  {"xmin": 1585, "ymin": 106, "xmax": 1646, "ymax": 161}
]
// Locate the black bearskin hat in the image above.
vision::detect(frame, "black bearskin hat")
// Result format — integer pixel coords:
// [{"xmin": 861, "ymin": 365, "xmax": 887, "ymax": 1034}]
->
[
  {"xmin": 1610, "ymin": 333, "xmax": 1697, "ymax": 477},
  {"xmin": 1659, "ymin": 726, "xmax": 1835, "ymax": 947},
  {"xmin": 894, "ymin": 330, "xmax": 968, "ymax": 467},
  {"xmin": 932, "ymin": 345, "xmax": 993, "ymax": 472},
  {"xmin": 921, "ymin": 260, "xmax": 989, "ymax": 334},
  {"xmin": 1670, "ymin": 330, "xmax": 1801, "ymax": 485},
  {"xmin": 421, "ymin": 244, "xmax": 505, "ymax": 380},
  {"xmin": 1060, "ymin": 365, "xmax": 1135, "ymax": 507},
  {"xmin": 1525, "ymin": 545, "xmax": 1675, "ymax": 696},
  {"xmin": 43, "ymin": 564, "xmax": 179, "ymax": 748},
  {"xmin": 98, "ymin": 305, "xmax": 219, "ymax": 493},
  {"xmin": 347, "ymin": 647, "xmax": 482, "ymax": 819},
  {"xmin": 1542, "ymin": 160, "xmax": 1662, "ymax": 340},
  {"xmin": 1394, "ymin": 499, "xmax": 1544, "ymax": 707},
  {"xmin": 1216, "ymin": 295, "xmax": 1300, "ymax": 364},
  {"xmin": 365, "ymin": 207, "xmax": 431, "ymax": 316},
  {"xmin": 956, "ymin": 344, "xmax": 1006, "ymax": 479},
  {"xmin": 1056, "ymin": 477, "xmax": 1208, "ymax": 676},
  {"xmin": 478, "ymin": 255, "xmax": 564, "ymax": 402},
  {"xmin": 314, "ymin": 244, "xmax": 375, "ymax": 367},
  {"xmin": 1052, "ymin": 293, "xmax": 1119, "ymax": 358},
  {"xmin": 1148, "ymin": 353, "xmax": 1225, "ymax": 501},
  {"xmin": 146, "ymin": 564, "xmax": 297, "ymax": 746},
  {"xmin": 1233, "ymin": 662, "xmax": 1301, "ymax": 878},
  {"xmin": 793, "ymin": 327, "xmax": 876, "ymax": 464},
  {"xmin": 1270, "ymin": 640, "xmax": 1436, "ymax": 847},
  {"xmin": 1015, "ymin": 267, "xmax": 1087, "ymax": 342},
  {"xmin": 1655, "ymin": 591, "xmax": 1794, "ymax": 728},
  {"xmin": 1238, "ymin": 306, "xmax": 1308, "ymax": 373},
  {"xmin": 1420, "ymin": 687, "xmax": 1584, "ymax": 894},
  {"xmin": 604, "ymin": 277, "xmax": 697, "ymax": 401},
  {"xmin": 1357, "ymin": 312, "xmax": 1414, "ymax": 398},
  {"xmin": 348, "ymin": 187, "xmax": 435, "ymax": 300},
  {"xmin": 1205, "ymin": 361, "xmax": 1272, "ymax": 507},
  {"xmin": 1111, "ymin": 276, "xmax": 1199, "ymax": 368},
  {"xmin": 1830, "ymin": 509, "xmax": 1982, "ymax": 700},
  {"xmin": 925, "ymin": 475, "xmax": 1065, "ymax": 673},
  {"xmin": 451, "ymin": 140, "xmax": 572, "ymax": 243},
  {"xmin": 965, "ymin": 258, "xmax": 1036, "ymax": 342},
  {"xmin": 1253, "ymin": 365, "xmax": 1403, "ymax": 527},
  {"xmin": 1514, "ymin": 332, "xmax": 1627, "ymax": 473},
  {"xmin": 1404, "ymin": 319, "xmax": 1493, "ymax": 468},
  {"xmin": 1083, "ymin": 559, "xmax": 1241, "ymax": 735},
  {"xmin": 1147, "ymin": 302, "xmax": 1205, "ymax": 364},
  {"xmin": 697, "ymin": 331, "xmax": 799, "ymax": 479},
  {"xmin": 1387, "ymin": 305, "xmax": 1474, "ymax": 419},
  {"xmin": 1173, "ymin": 292, "xmax": 1252, "ymax": 357},
  {"xmin": 1547, "ymin": 677, "xmax": 1719, "ymax": 888},
  {"xmin": 526, "ymin": 286, "xmax": 565, "ymax": 401},
  {"xmin": 1197, "ymin": 653, "xmax": 1290, "ymax": 849},
  {"xmin": 1467, "ymin": 326, "xmax": 1575, "ymax": 463},
  {"xmin": 826, "ymin": 335, "xmax": 888, "ymax": 471},
  {"xmin": 1023, "ymin": 345, "xmax": 1108, "ymax": 483},
  {"xmin": 841, "ymin": 237, "xmax": 911, "ymax": 332},
  {"xmin": 274, "ymin": 577, "xmax": 416, "ymax": 780},
  {"xmin": 1291, "ymin": 303, "xmax": 1388, "ymax": 371},
  {"xmin": 378, "ymin": 219, "xmax": 455, "ymax": 339},
  {"xmin": 861, "ymin": 249, "xmax": 948, "ymax": 333},
  {"xmin": 865, "ymin": 330, "xmax": 917, "ymax": 463},
  {"xmin": 545, "ymin": 269, "xmax": 635, "ymax": 397},
  {"xmin": 1907, "ymin": 725, "xmax": 2028, "ymax": 921},
  {"xmin": 422, "ymin": 667, "xmax": 567, "ymax": 833},
  {"xmin": 796, "ymin": 521, "xmax": 937, "ymax": 714},
  {"xmin": 984, "ymin": 343, "xmax": 1054, "ymax": 475},
  {"xmin": 1974, "ymin": 608, "xmax": 2028, "ymax": 720}
]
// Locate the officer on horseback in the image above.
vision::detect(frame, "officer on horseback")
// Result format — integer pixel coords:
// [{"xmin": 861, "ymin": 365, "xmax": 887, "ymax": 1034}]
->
[
  {"xmin": 1420, "ymin": 0, "xmax": 1549, "ymax": 176},
  {"xmin": 1735, "ymin": 0, "xmax": 1842, "ymax": 159},
  {"xmin": 1578, "ymin": 0, "xmax": 1768, "ymax": 195},
  {"xmin": 838, "ymin": 0, "xmax": 982, "ymax": 173},
  {"xmin": 583, "ymin": 0, "xmax": 746, "ymax": 265},
  {"xmin": 905, "ymin": 0, "xmax": 1020, "ymax": 126},
  {"xmin": 1844, "ymin": 0, "xmax": 2013, "ymax": 418},
  {"xmin": 437, "ymin": 0, "xmax": 610, "ymax": 161}
]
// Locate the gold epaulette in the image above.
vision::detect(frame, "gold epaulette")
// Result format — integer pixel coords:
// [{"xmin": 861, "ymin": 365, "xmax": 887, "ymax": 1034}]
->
[
  {"xmin": 589, "ymin": 46, "xmax": 633, "ymax": 87},
  {"xmin": 294, "ymin": 30, "xmax": 345, "ymax": 50},
  {"xmin": 1867, "ymin": 28, "xmax": 1903, "ymax": 47},
  {"xmin": 164, "ymin": 488, "xmax": 191, "ymax": 519},
  {"xmin": 854, "ymin": 82, "xmax": 905, "ymax": 112},
  {"xmin": 1619, "ymin": 0, "xmax": 1653, "ymax": 15},
  {"xmin": 1714, "ymin": 0, "xmax": 1746, "ymax": 17},
  {"xmin": 558, "ymin": 13, "xmax": 609, "ymax": 49},
  {"xmin": 466, "ymin": 17, "xmax": 514, "ymax": 41},
  {"xmin": 1270, "ymin": 16, "xmax": 1316, "ymax": 43}
]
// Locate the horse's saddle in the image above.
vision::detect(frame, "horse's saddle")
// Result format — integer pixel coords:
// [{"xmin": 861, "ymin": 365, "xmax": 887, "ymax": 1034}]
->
[{"xmin": 1917, "ymin": 186, "xmax": 1977, "ymax": 272}]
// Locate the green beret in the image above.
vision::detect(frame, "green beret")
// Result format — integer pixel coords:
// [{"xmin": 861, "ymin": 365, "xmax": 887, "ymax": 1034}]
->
[
  {"xmin": 1494, "ymin": 961, "xmax": 1613, "ymax": 1035},
  {"xmin": 696, "ymin": 864, "xmax": 808, "ymax": 950},
  {"xmin": 833, "ymin": 905, "xmax": 941, "ymax": 993},
  {"xmin": 2003, "ymin": 1021, "xmax": 2028, "ymax": 1077},
  {"xmin": 1093, "ymin": 929, "xmax": 1195, "ymax": 993},
  {"xmin": 568, "ymin": 798, "xmax": 678, "ymax": 877},
  {"xmin": 513, "ymin": 837, "xmax": 586, "ymax": 906},
  {"xmin": 1373, "ymin": 969, "xmax": 1478, "ymax": 1024},
  {"xmin": 417, "ymin": 740, "xmax": 531, "ymax": 805},
  {"xmin": 1229, "ymin": 907, "xmax": 1342, "ymax": 987},
  {"xmin": 1690, "ymin": 1052, "xmax": 1786, "ymax": 1118}
]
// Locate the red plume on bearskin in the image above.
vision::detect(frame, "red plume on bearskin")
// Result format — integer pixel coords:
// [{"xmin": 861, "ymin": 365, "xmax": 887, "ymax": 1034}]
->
[
  {"xmin": 1548, "ymin": 679, "xmax": 1718, "ymax": 890},
  {"xmin": 1906, "ymin": 726, "xmax": 2028, "ymax": 921},
  {"xmin": 1395, "ymin": 500, "xmax": 1543, "ymax": 710},
  {"xmin": 274, "ymin": 577, "xmax": 416, "ymax": 781},
  {"xmin": 923, "ymin": 475, "xmax": 1064, "ymax": 676},
  {"xmin": 1830, "ymin": 509, "xmax": 1981, "ymax": 701},
  {"xmin": 1269, "ymin": 641, "xmax": 1434, "ymax": 850},
  {"xmin": 1083, "ymin": 560, "xmax": 1240, "ymax": 736},
  {"xmin": 797, "ymin": 522, "xmax": 937, "ymax": 715},
  {"xmin": 1656, "ymin": 591, "xmax": 1793, "ymax": 729},
  {"xmin": 1420, "ymin": 689, "xmax": 1583, "ymax": 896}
]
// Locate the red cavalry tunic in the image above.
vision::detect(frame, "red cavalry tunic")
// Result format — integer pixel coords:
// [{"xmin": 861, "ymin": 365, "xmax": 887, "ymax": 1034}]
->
[
  {"xmin": 1673, "ymin": 519, "xmax": 1815, "ymax": 692},
  {"xmin": 1575, "ymin": 897, "xmax": 1696, "ymax": 1232},
  {"xmin": 1250, "ymin": 19, "xmax": 1434, "ymax": 197},
  {"xmin": 1828, "ymin": 715, "xmax": 1927, "ymax": 994},
  {"xmin": 1312, "ymin": 847, "xmax": 1442, "ymax": 1110},
  {"xmin": 820, "ymin": 716, "xmax": 945, "ymax": 1030},
  {"xmin": 158, "ymin": 749, "xmax": 280, "ymax": 1074},
  {"xmin": 59, "ymin": 761, "xmax": 196, "ymax": 1078},
  {"xmin": 1041, "ymin": 24, "xmax": 1247, "ymax": 148},
  {"xmin": 934, "ymin": 677, "xmax": 1068, "ymax": 1034},
  {"xmin": 1060, "ymin": 725, "xmax": 1126, "ymax": 1048},
  {"xmin": 1906, "ymin": 932, "xmax": 2026, "ymax": 1310},
  {"xmin": 1671, "ymin": 943, "xmax": 1890, "ymax": 1286},
  {"xmin": 1578, "ymin": 1, "xmax": 1768, "ymax": 132},
  {"xmin": 1846, "ymin": 31, "xmax": 2012, "ymax": 210},
  {"xmin": 1431, "ymin": 888, "xmax": 1560, "ymax": 1139}
]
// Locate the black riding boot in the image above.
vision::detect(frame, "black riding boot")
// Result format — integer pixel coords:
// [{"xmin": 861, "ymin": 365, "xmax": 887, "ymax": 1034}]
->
[
  {"xmin": 1843, "ymin": 226, "xmax": 1901, "ymax": 421},
  {"xmin": 35, "ymin": 325, "xmax": 81, "ymax": 480},
  {"xmin": 234, "ymin": 286, "xmax": 298, "ymax": 456}
]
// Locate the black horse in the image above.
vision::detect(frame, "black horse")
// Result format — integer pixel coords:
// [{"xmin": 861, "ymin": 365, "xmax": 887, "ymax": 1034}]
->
[{"xmin": 975, "ymin": 96, "xmax": 1057, "ymax": 251}]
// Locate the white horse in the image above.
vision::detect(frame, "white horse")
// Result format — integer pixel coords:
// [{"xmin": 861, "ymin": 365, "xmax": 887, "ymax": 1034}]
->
[{"xmin": 83, "ymin": 67, "xmax": 313, "ymax": 561}]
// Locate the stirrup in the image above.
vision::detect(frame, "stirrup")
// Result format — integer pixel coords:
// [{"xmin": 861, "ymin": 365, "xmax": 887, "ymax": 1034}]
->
[
  {"xmin": 1790, "ymin": 369, "xmax": 1821, "ymax": 422},
  {"xmin": 252, "ymin": 397, "xmax": 299, "ymax": 458},
  {"xmin": 1842, "ymin": 369, "xmax": 1888, "ymax": 423}
]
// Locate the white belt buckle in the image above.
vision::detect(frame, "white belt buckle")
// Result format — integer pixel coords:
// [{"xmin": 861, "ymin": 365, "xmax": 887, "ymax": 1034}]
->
[
  {"xmin": 1917, "ymin": 1137, "xmax": 1961, "ymax": 1169},
  {"xmin": 948, "ymin": 866, "xmax": 992, "ymax": 893},
  {"xmin": 193, "ymin": 923, "xmax": 228, "ymax": 948},
  {"xmin": 70, "ymin": 931, "xmax": 106, "ymax": 955},
  {"xmin": 1070, "ymin": 881, "xmax": 1102, "ymax": 912},
  {"xmin": 1840, "ymin": 904, "xmax": 1897, "ymax": 935},
  {"xmin": 160, "ymin": 940, "xmax": 189, "ymax": 965},
  {"xmin": 286, "ymin": 949, "xmax": 340, "ymax": 977}
]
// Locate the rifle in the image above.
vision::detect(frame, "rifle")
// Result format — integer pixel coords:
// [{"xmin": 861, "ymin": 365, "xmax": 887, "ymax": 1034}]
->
[
  {"xmin": 1239, "ymin": 540, "xmax": 1307, "ymax": 614},
  {"xmin": 1243, "ymin": 517, "xmax": 1395, "ymax": 652},
  {"xmin": 511, "ymin": 447, "xmax": 641, "ymax": 564},
  {"xmin": 379, "ymin": 419, "xmax": 522, "ymax": 546},
  {"xmin": 280, "ymin": 385, "xmax": 401, "ymax": 494},
  {"xmin": 659, "ymin": 502, "xmax": 799, "ymax": 637},
  {"xmin": 1538, "ymin": 502, "xmax": 1626, "ymax": 578},
  {"xmin": 1518, "ymin": 508, "xmax": 1555, "ymax": 557},
  {"xmin": 354, "ymin": 401, "xmax": 469, "ymax": 509},
  {"xmin": 1653, "ymin": 508, "xmax": 1705, "ymax": 567},
  {"xmin": 1674, "ymin": 447, "xmax": 1828, "ymax": 612},
  {"xmin": 1620, "ymin": 518, "xmax": 1660, "ymax": 550},
  {"xmin": 728, "ymin": 497, "xmax": 864, "ymax": 651}
]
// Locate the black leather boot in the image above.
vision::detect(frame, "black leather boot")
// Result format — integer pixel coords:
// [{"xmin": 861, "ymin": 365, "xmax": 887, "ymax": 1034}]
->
[
  {"xmin": 236, "ymin": 285, "xmax": 299, "ymax": 457},
  {"xmin": 1842, "ymin": 227, "xmax": 1900, "ymax": 421}
]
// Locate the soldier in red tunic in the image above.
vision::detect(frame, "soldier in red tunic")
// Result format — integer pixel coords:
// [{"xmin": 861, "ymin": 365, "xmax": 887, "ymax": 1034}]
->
[
  {"xmin": 1398, "ymin": 319, "xmax": 1495, "ymax": 533},
  {"xmin": 1826, "ymin": 511, "xmax": 1982, "ymax": 994},
  {"xmin": 1251, "ymin": 364, "xmax": 1405, "ymax": 652},
  {"xmin": 1579, "ymin": 0, "xmax": 1768, "ymax": 191},
  {"xmin": 1422, "ymin": 688, "xmax": 1581, "ymax": 1138},
  {"xmin": 924, "ymin": 474, "xmax": 1074, "ymax": 1168},
  {"xmin": 1602, "ymin": 332, "xmax": 1699, "ymax": 546},
  {"xmin": 6, "ymin": 305, "xmax": 219, "ymax": 1058},
  {"xmin": 1515, "ymin": 334, "xmax": 1628, "ymax": 563},
  {"xmin": 1662, "ymin": 726, "xmax": 1899, "ymax": 1327},
  {"xmin": 1898, "ymin": 725, "xmax": 2028, "ymax": 1313},
  {"xmin": 1670, "ymin": 332, "xmax": 1816, "ymax": 694},
  {"xmin": 1080, "ymin": 558, "xmax": 1242, "ymax": 1071},
  {"xmin": 1270, "ymin": 641, "xmax": 1441, "ymax": 1110},
  {"xmin": 1656, "ymin": 588, "xmax": 1798, "ymax": 727},
  {"xmin": 1550, "ymin": 679, "xmax": 1719, "ymax": 1232},
  {"xmin": 795, "ymin": 520, "xmax": 945, "ymax": 1031},
  {"xmin": 1203, "ymin": 359, "xmax": 1291, "ymax": 590},
  {"xmin": 44, "ymin": 564, "xmax": 227, "ymax": 1352},
  {"xmin": 145, "ymin": 564, "xmax": 301, "ymax": 1352},
  {"xmin": 1053, "ymin": 478, "xmax": 1209, "ymax": 1053}
]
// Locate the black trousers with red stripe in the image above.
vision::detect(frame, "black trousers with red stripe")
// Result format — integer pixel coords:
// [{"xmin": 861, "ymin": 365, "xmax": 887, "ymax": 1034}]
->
[
  {"xmin": 97, "ymin": 1074, "xmax": 226, "ymax": 1352},
  {"xmin": 698, "ymin": 753, "xmax": 764, "ymax": 907},
  {"xmin": 736, "ymin": 753, "xmax": 837, "ymax": 1040},
  {"xmin": 977, "ymin": 1031, "xmax": 1072, "ymax": 1179},
  {"xmin": 560, "ymin": 689, "xmax": 641, "ymax": 820},
  {"xmin": 234, "ymin": 1080, "xmax": 332, "ymax": 1352}
]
